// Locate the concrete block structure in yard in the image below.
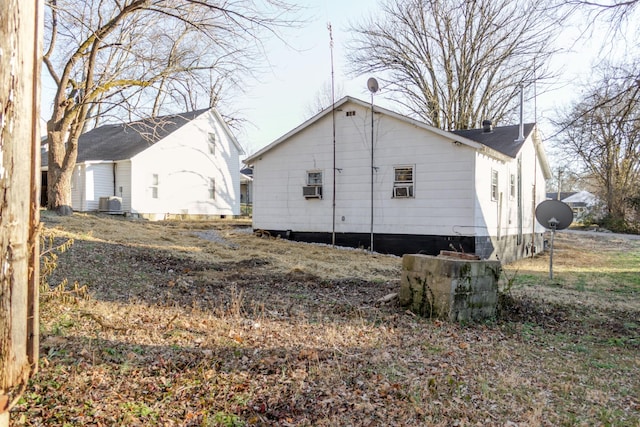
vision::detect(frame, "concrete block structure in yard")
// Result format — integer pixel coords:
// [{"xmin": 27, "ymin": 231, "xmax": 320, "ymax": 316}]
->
[{"xmin": 399, "ymin": 254, "xmax": 501, "ymax": 322}]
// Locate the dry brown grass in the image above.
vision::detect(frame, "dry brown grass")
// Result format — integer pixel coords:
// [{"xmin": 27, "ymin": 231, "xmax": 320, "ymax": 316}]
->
[{"xmin": 10, "ymin": 212, "xmax": 640, "ymax": 426}]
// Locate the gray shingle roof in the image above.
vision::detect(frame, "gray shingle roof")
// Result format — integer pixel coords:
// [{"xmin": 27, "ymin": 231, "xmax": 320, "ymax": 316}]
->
[
  {"xmin": 42, "ymin": 109, "xmax": 209, "ymax": 166},
  {"xmin": 452, "ymin": 123, "xmax": 535, "ymax": 158}
]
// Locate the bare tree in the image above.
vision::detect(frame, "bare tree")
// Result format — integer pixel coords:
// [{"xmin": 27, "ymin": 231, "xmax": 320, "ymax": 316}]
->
[
  {"xmin": 346, "ymin": 0, "xmax": 561, "ymax": 130},
  {"xmin": 563, "ymin": 0, "xmax": 639, "ymax": 28},
  {"xmin": 43, "ymin": 0, "xmax": 299, "ymax": 214},
  {"xmin": 550, "ymin": 0, "xmax": 640, "ymax": 134},
  {"xmin": 554, "ymin": 64, "xmax": 640, "ymax": 231},
  {"xmin": 304, "ymin": 80, "xmax": 345, "ymax": 118}
]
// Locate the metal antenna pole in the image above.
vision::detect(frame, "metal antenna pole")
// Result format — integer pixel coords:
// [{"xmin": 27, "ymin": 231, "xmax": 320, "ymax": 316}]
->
[
  {"xmin": 370, "ymin": 92, "xmax": 374, "ymax": 253},
  {"xmin": 366, "ymin": 77, "xmax": 378, "ymax": 253},
  {"xmin": 328, "ymin": 23, "xmax": 336, "ymax": 247},
  {"xmin": 548, "ymin": 220, "xmax": 558, "ymax": 279}
]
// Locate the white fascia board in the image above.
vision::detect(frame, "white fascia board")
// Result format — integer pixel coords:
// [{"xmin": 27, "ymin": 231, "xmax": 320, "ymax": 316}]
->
[
  {"xmin": 244, "ymin": 96, "xmax": 493, "ymax": 164},
  {"xmin": 209, "ymin": 108, "xmax": 245, "ymax": 156}
]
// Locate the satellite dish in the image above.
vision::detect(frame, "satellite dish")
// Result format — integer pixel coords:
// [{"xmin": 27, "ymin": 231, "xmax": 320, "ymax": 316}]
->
[
  {"xmin": 535, "ymin": 200, "xmax": 574, "ymax": 230},
  {"xmin": 367, "ymin": 77, "xmax": 379, "ymax": 93},
  {"xmin": 535, "ymin": 199, "xmax": 573, "ymax": 280}
]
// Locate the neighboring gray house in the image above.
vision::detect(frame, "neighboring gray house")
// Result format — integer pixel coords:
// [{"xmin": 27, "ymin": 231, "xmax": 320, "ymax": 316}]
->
[
  {"xmin": 244, "ymin": 96, "xmax": 552, "ymax": 262},
  {"xmin": 41, "ymin": 108, "xmax": 244, "ymax": 220}
]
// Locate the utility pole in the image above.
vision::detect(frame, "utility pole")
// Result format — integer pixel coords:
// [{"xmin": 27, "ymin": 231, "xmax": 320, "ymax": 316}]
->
[{"xmin": 0, "ymin": 2, "xmax": 42, "ymax": 426}]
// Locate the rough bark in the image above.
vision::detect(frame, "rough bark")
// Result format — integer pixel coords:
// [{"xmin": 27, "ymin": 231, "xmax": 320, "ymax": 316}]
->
[{"xmin": 0, "ymin": 1, "xmax": 42, "ymax": 425}]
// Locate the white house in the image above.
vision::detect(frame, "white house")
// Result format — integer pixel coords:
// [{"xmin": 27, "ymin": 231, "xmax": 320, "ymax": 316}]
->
[
  {"xmin": 547, "ymin": 190, "xmax": 598, "ymax": 222},
  {"xmin": 42, "ymin": 108, "xmax": 244, "ymax": 220},
  {"xmin": 244, "ymin": 96, "xmax": 552, "ymax": 262},
  {"xmin": 240, "ymin": 166, "xmax": 253, "ymax": 216}
]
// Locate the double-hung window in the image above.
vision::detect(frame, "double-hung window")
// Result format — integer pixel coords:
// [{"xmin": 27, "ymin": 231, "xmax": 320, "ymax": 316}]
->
[
  {"xmin": 491, "ymin": 170, "xmax": 499, "ymax": 201},
  {"xmin": 150, "ymin": 174, "xmax": 159, "ymax": 199},
  {"xmin": 303, "ymin": 170, "xmax": 323, "ymax": 198},
  {"xmin": 393, "ymin": 166, "xmax": 414, "ymax": 198},
  {"xmin": 208, "ymin": 133, "xmax": 216, "ymax": 155},
  {"xmin": 510, "ymin": 173, "xmax": 516, "ymax": 199}
]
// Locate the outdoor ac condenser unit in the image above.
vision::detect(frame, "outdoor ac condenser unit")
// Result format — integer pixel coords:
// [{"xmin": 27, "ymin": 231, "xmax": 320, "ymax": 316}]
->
[{"xmin": 98, "ymin": 196, "xmax": 123, "ymax": 213}]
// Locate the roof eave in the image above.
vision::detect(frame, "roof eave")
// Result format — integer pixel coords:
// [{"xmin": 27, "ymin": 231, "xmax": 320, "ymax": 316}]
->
[
  {"xmin": 244, "ymin": 97, "xmax": 354, "ymax": 165},
  {"xmin": 210, "ymin": 109, "xmax": 245, "ymax": 156},
  {"xmin": 244, "ymin": 96, "xmax": 487, "ymax": 164}
]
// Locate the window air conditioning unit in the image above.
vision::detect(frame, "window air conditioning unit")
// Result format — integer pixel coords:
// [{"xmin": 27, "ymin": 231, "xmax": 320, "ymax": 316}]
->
[
  {"xmin": 302, "ymin": 185, "xmax": 322, "ymax": 199},
  {"xmin": 393, "ymin": 185, "xmax": 413, "ymax": 198},
  {"xmin": 98, "ymin": 196, "xmax": 123, "ymax": 213}
]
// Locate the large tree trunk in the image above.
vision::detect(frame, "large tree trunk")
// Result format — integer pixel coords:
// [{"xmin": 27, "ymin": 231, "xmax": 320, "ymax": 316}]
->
[
  {"xmin": 0, "ymin": 1, "xmax": 42, "ymax": 426},
  {"xmin": 46, "ymin": 130, "xmax": 76, "ymax": 216}
]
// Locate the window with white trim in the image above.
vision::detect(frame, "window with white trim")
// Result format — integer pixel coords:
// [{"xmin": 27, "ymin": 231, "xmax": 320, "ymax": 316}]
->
[
  {"xmin": 307, "ymin": 171, "xmax": 322, "ymax": 185},
  {"xmin": 303, "ymin": 170, "xmax": 323, "ymax": 198},
  {"xmin": 208, "ymin": 133, "xmax": 216, "ymax": 155},
  {"xmin": 393, "ymin": 166, "xmax": 414, "ymax": 198},
  {"xmin": 510, "ymin": 173, "xmax": 516, "ymax": 199},
  {"xmin": 150, "ymin": 173, "xmax": 159, "ymax": 199},
  {"xmin": 209, "ymin": 178, "xmax": 216, "ymax": 200},
  {"xmin": 491, "ymin": 170, "xmax": 499, "ymax": 201}
]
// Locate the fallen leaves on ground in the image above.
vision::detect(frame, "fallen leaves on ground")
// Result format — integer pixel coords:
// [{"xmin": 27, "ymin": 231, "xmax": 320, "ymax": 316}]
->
[{"xmin": 10, "ymin": 213, "xmax": 640, "ymax": 426}]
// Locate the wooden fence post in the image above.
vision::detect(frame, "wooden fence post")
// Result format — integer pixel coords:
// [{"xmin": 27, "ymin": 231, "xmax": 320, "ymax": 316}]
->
[{"xmin": 0, "ymin": 1, "xmax": 42, "ymax": 426}]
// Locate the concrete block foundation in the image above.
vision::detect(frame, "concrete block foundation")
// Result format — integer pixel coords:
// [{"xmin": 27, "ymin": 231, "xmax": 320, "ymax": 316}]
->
[{"xmin": 399, "ymin": 254, "xmax": 502, "ymax": 322}]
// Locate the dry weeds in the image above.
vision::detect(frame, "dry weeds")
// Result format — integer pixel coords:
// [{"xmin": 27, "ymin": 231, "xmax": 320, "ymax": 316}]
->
[{"xmin": 10, "ymin": 212, "xmax": 640, "ymax": 426}]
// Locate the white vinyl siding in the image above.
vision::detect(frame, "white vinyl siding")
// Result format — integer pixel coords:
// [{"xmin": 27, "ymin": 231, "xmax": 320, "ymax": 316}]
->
[
  {"xmin": 251, "ymin": 101, "xmax": 476, "ymax": 236},
  {"xmin": 130, "ymin": 110, "xmax": 242, "ymax": 217},
  {"xmin": 115, "ymin": 160, "xmax": 132, "ymax": 213},
  {"xmin": 71, "ymin": 162, "xmax": 116, "ymax": 212}
]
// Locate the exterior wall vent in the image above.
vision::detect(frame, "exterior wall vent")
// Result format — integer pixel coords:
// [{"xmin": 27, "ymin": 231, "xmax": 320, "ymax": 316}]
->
[{"xmin": 346, "ymin": 111, "xmax": 356, "ymax": 117}]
